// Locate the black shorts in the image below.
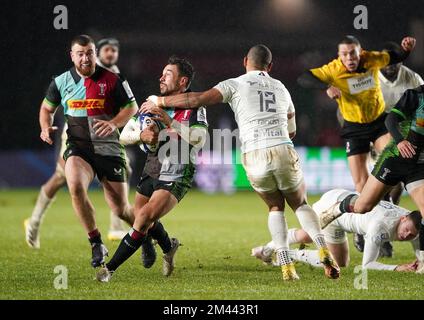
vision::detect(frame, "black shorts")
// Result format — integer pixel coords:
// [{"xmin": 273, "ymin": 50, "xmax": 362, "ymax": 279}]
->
[
  {"xmin": 371, "ymin": 151, "xmax": 424, "ymax": 188},
  {"xmin": 63, "ymin": 146, "xmax": 127, "ymax": 183},
  {"xmin": 136, "ymin": 175, "xmax": 191, "ymax": 202},
  {"xmin": 341, "ymin": 113, "xmax": 388, "ymax": 157}
]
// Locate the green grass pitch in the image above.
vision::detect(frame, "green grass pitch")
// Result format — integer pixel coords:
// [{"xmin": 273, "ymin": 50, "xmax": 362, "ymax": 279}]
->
[{"xmin": 0, "ymin": 189, "xmax": 422, "ymax": 300}]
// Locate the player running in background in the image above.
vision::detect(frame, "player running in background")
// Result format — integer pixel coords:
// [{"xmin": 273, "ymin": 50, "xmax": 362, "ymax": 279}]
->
[
  {"xmin": 39, "ymin": 35, "xmax": 137, "ymax": 267},
  {"xmin": 320, "ymin": 85, "xmax": 424, "ymax": 273},
  {"xmin": 24, "ymin": 37, "xmax": 135, "ymax": 248},
  {"xmin": 96, "ymin": 56, "xmax": 208, "ymax": 282},
  {"xmin": 252, "ymin": 189, "xmax": 421, "ymax": 272},
  {"xmin": 140, "ymin": 45, "xmax": 340, "ymax": 281}
]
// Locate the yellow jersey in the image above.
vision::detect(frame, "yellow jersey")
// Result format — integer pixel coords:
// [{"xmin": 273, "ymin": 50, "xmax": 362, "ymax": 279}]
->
[{"xmin": 311, "ymin": 50, "xmax": 390, "ymax": 124}]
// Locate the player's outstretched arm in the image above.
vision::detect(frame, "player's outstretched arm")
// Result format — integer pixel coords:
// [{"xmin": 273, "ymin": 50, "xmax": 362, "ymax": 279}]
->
[
  {"xmin": 141, "ymin": 88, "xmax": 224, "ymax": 111},
  {"xmin": 39, "ymin": 101, "xmax": 58, "ymax": 145},
  {"xmin": 386, "ymin": 36, "xmax": 416, "ymax": 65},
  {"xmin": 297, "ymin": 71, "xmax": 329, "ymax": 90}
]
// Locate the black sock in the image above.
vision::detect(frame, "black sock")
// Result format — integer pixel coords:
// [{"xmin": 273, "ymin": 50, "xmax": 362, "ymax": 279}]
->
[
  {"xmin": 106, "ymin": 229, "xmax": 146, "ymax": 271},
  {"xmin": 148, "ymin": 220, "xmax": 172, "ymax": 254},
  {"xmin": 419, "ymin": 222, "xmax": 424, "ymax": 251},
  {"xmin": 88, "ymin": 229, "xmax": 102, "ymax": 245},
  {"xmin": 339, "ymin": 194, "xmax": 358, "ymax": 213}
]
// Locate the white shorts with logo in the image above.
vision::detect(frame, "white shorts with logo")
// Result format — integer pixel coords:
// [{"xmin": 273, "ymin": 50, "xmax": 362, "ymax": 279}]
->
[
  {"xmin": 321, "ymin": 219, "xmax": 348, "ymax": 244},
  {"xmin": 242, "ymin": 144, "xmax": 304, "ymax": 194}
]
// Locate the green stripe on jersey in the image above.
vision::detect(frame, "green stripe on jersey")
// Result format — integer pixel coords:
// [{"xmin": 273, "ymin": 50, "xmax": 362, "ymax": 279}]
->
[{"xmin": 391, "ymin": 108, "xmax": 407, "ymax": 120}]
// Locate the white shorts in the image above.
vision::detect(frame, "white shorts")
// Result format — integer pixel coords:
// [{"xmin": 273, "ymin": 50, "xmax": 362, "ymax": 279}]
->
[
  {"xmin": 242, "ymin": 144, "xmax": 304, "ymax": 194},
  {"xmin": 322, "ymin": 219, "xmax": 348, "ymax": 244}
]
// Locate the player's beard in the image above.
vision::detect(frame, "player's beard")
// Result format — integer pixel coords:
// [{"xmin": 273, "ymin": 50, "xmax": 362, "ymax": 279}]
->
[
  {"xmin": 77, "ymin": 63, "xmax": 95, "ymax": 77},
  {"xmin": 160, "ymin": 82, "xmax": 179, "ymax": 96}
]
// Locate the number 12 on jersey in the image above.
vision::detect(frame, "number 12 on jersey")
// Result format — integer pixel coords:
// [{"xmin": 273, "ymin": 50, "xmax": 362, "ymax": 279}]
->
[{"xmin": 258, "ymin": 91, "xmax": 276, "ymax": 113}]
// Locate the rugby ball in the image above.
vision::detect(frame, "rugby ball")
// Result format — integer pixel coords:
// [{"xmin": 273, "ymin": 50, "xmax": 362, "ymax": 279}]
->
[{"xmin": 138, "ymin": 113, "xmax": 164, "ymax": 153}]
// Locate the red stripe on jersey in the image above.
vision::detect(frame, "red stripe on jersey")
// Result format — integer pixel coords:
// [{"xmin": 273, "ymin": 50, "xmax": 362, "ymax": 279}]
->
[
  {"xmin": 173, "ymin": 109, "xmax": 192, "ymax": 123},
  {"xmin": 84, "ymin": 70, "xmax": 119, "ymax": 116}
]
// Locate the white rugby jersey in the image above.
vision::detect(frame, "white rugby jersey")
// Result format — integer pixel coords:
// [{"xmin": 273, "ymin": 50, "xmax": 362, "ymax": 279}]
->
[
  {"xmin": 214, "ymin": 71, "xmax": 294, "ymax": 153},
  {"xmin": 313, "ymin": 189, "xmax": 419, "ymax": 271},
  {"xmin": 379, "ymin": 65, "xmax": 424, "ymax": 112}
]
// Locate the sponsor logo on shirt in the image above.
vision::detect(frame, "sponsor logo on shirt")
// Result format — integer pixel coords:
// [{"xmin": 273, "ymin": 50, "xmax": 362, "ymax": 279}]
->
[
  {"xmin": 347, "ymin": 73, "xmax": 376, "ymax": 94},
  {"xmin": 113, "ymin": 168, "xmax": 123, "ymax": 176},
  {"xmin": 98, "ymin": 83, "xmax": 106, "ymax": 96},
  {"xmin": 68, "ymin": 99, "xmax": 105, "ymax": 110}
]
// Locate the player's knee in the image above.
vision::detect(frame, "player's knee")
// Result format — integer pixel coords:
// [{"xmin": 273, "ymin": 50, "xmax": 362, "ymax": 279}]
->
[
  {"xmin": 115, "ymin": 205, "xmax": 131, "ymax": 219},
  {"xmin": 135, "ymin": 205, "xmax": 156, "ymax": 224},
  {"xmin": 68, "ymin": 183, "xmax": 87, "ymax": 199},
  {"xmin": 53, "ymin": 172, "xmax": 66, "ymax": 186}
]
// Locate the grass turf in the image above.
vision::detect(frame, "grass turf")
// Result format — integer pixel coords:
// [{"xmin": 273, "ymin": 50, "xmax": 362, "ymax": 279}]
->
[{"xmin": 0, "ymin": 189, "xmax": 422, "ymax": 300}]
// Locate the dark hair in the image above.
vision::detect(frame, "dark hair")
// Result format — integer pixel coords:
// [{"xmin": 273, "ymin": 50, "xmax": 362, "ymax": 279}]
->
[
  {"xmin": 97, "ymin": 38, "xmax": 120, "ymax": 54},
  {"xmin": 247, "ymin": 44, "xmax": 272, "ymax": 69},
  {"xmin": 339, "ymin": 35, "xmax": 361, "ymax": 47},
  {"xmin": 71, "ymin": 35, "xmax": 95, "ymax": 48},
  {"xmin": 168, "ymin": 55, "xmax": 195, "ymax": 88},
  {"xmin": 407, "ymin": 210, "xmax": 422, "ymax": 232}
]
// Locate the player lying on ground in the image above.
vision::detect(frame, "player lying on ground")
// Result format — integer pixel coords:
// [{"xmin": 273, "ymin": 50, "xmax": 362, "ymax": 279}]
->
[
  {"xmin": 39, "ymin": 35, "xmax": 138, "ymax": 268},
  {"xmin": 319, "ymin": 85, "xmax": 424, "ymax": 273},
  {"xmin": 25, "ymin": 37, "xmax": 139, "ymax": 249},
  {"xmin": 141, "ymin": 44, "xmax": 339, "ymax": 281},
  {"xmin": 252, "ymin": 189, "xmax": 421, "ymax": 272},
  {"xmin": 97, "ymin": 56, "xmax": 208, "ymax": 282}
]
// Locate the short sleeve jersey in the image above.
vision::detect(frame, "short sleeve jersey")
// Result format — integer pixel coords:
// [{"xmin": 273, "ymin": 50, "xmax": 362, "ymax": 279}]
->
[
  {"xmin": 311, "ymin": 50, "xmax": 390, "ymax": 124},
  {"xmin": 44, "ymin": 66, "xmax": 135, "ymax": 157}
]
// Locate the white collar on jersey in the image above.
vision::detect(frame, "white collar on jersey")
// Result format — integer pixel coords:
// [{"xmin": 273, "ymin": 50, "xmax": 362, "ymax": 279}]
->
[{"xmin": 378, "ymin": 66, "xmax": 404, "ymax": 87}]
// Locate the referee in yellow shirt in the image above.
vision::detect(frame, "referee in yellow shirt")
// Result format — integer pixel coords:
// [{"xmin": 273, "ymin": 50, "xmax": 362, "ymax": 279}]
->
[{"xmin": 298, "ymin": 35, "xmax": 416, "ymax": 193}]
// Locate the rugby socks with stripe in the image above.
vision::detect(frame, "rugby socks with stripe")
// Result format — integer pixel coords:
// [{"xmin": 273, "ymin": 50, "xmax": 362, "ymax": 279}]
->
[
  {"xmin": 88, "ymin": 229, "xmax": 102, "ymax": 245},
  {"xmin": 106, "ymin": 228, "xmax": 146, "ymax": 272},
  {"xmin": 148, "ymin": 220, "xmax": 172, "ymax": 254}
]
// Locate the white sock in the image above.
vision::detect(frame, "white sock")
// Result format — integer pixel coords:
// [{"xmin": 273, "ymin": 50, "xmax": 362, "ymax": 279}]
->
[
  {"xmin": 268, "ymin": 211, "xmax": 290, "ymax": 265},
  {"xmin": 109, "ymin": 211, "xmax": 126, "ymax": 231},
  {"xmin": 268, "ymin": 211, "xmax": 289, "ymax": 250},
  {"xmin": 29, "ymin": 188, "xmax": 53, "ymax": 227},
  {"xmin": 289, "ymin": 249, "xmax": 323, "ymax": 268},
  {"xmin": 288, "ymin": 228, "xmax": 299, "ymax": 245},
  {"xmin": 296, "ymin": 204, "xmax": 327, "ymax": 249}
]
